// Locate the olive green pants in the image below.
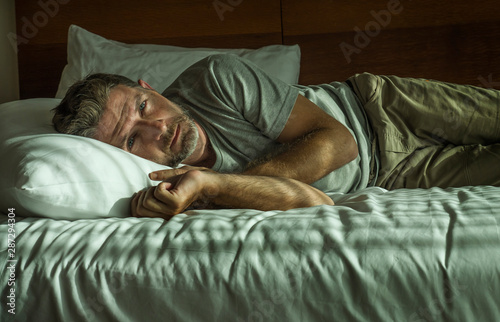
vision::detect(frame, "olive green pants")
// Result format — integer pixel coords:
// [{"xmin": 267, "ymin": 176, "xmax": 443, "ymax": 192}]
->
[{"xmin": 347, "ymin": 73, "xmax": 500, "ymax": 189}]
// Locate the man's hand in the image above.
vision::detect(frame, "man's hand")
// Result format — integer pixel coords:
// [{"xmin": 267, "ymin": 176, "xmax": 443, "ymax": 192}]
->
[
  {"xmin": 131, "ymin": 166, "xmax": 334, "ymax": 219},
  {"xmin": 131, "ymin": 166, "xmax": 212, "ymax": 219}
]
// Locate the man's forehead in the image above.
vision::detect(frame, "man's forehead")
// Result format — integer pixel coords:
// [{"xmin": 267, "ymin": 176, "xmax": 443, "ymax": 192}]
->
[
  {"xmin": 94, "ymin": 85, "xmax": 139, "ymax": 144},
  {"xmin": 106, "ymin": 85, "xmax": 141, "ymax": 110}
]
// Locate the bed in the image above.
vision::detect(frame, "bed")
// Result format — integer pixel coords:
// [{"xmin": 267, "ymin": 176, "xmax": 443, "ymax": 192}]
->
[{"xmin": 2, "ymin": 1, "xmax": 500, "ymax": 321}]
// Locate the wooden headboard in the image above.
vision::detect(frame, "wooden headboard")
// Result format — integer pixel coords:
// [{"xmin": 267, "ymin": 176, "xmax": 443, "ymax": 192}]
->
[{"xmin": 16, "ymin": 0, "xmax": 500, "ymax": 99}]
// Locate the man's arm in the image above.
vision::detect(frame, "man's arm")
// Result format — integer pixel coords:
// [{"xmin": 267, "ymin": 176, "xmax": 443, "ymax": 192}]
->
[
  {"xmin": 131, "ymin": 167, "xmax": 334, "ymax": 218},
  {"xmin": 131, "ymin": 95, "xmax": 356, "ymax": 218},
  {"xmin": 243, "ymin": 94, "xmax": 358, "ymax": 184}
]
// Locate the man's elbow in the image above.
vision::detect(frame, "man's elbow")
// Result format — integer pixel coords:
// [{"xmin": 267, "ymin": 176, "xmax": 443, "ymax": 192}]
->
[
  {"xmin": 343, "ymin": 131, "xmax": 359, "ymax": 164},
  {"xmin": 309, "ymin": 194, "xmax": 335, "ymax": 207},
  {"xmin": 298, "ymin": 186, "xmax": 335, "ymax": 208},
  {"xmin": 286, "ymin": 195, "xmax": 334, "ymax": 210},
  {"xmin": 278, "ymin": 180, "xmax": 335, "ymax": 210}
]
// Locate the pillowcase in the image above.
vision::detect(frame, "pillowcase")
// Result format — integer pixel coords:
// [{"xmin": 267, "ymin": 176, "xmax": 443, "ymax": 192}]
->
[
  {"xmin": 55, "ymin": 25, "xmax": 301, "ymax": 98},
  {"xmin": 0, "ymin": 99, "xmax": 170, "ymax": 219}
]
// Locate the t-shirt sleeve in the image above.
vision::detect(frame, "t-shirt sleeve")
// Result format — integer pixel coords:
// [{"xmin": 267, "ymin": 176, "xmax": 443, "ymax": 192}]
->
[{"xmin": 168, "ymin": 54, "xmax": 300, "ymax": 140}]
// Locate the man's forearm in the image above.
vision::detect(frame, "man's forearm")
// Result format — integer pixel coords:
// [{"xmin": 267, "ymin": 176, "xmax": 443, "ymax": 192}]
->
[
  {"xmin": 135, "ymin": 167, "xmax": 335, "ymax": 219},
  {"xmin": 243, "ymin": 127, "xmax": 358, "ymax": 184},
  {"xmin": 202, "ymin": 171, "xmax": 334, "ymax": 211}
]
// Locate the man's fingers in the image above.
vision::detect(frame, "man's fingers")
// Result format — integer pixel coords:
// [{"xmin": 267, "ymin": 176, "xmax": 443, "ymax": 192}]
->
[
  {"xmin": 149, "ymin": 166, "xmax": 213, "ymax": 181},
  {"xmin": 132, "ymin": 188, "xmax": 176, "ymax": 218},
  {"xmin": 135, "ymin": 169, "xmax": 208, "ymax": 218},
  {"xmin": 130, "ymin": 192, "xmax": 139, "ymax": 217},
  {"xmin": 131, "ymin": 190, "xmax": 151, "ymax": 217},
  {"xmin": 153, "ymin": 183, "xmax": 189, "ymax": 214},
  {"xmin": 149, "ymin": 167, "xmax": 190, "ymax": 181}
]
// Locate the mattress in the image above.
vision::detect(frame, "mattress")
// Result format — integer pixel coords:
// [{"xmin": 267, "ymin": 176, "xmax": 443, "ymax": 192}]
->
[{"xmin": 1, "ymin": 185, "xmax": 499, "ymax": 321}]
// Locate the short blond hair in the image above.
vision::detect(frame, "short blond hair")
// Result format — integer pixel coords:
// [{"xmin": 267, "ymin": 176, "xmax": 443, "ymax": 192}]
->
[{"xmin": 52, "ymin": 73, "xmax": 139, "ymax": 137}]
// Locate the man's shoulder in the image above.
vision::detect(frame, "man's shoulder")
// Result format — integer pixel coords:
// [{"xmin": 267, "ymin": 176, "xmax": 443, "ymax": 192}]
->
[
  {"xmin": 186, "ymin": 53, "xmax": 245, "ymax": 72},
  {"xmin": 173, "ymin": 54, "xmax": 244, "ymax": 85}
]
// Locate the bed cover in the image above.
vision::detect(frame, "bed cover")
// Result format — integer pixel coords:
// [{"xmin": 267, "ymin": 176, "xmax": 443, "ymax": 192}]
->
[{"xmin": 1, "ymin": 185, "xmax": 499, "ymax": 321}]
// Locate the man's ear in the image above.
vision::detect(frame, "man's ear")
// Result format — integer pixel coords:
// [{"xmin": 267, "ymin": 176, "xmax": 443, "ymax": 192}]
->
[{"xmin": 138, "ymin": 79, "xmax": 154, "ymax": 90}]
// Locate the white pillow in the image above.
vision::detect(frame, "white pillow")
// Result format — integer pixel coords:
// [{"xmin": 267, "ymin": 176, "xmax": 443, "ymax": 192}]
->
[
  {"xmin": 0, "ymin": 99, "xmax": 170, "ymax": 219},
  {"xmin": 55, "ymin": 25, "xmax": 301, "ymax": 98}
]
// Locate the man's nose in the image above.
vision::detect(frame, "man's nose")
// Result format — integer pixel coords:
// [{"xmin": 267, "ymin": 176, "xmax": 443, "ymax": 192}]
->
[{"xmin": 140, "ymin": 119, "xmax": 167, "ymax": 141}]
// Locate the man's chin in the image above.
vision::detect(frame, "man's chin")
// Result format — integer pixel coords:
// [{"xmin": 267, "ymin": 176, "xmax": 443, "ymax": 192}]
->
[{"xmin": 163, "ymin": 144, "xmax": 196, "ymax": 168}]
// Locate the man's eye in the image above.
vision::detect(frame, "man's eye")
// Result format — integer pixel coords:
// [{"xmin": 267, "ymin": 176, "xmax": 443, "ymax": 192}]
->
[{"xmin": 128, "ymin": 136, "xmax": 135, "ymax": 150}]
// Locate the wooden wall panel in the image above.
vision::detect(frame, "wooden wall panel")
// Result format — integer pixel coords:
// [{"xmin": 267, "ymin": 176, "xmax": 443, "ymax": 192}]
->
[
  {"xmin": 15, "ymin": 0, "xmax": 282, "ymax": 98},
  {"xmin": 15, "ymin": 0, "xmax": 500, "ymax": 98},
  {"xmin": 16, "ymin": 0, "xmax": 282, "ymax": 44},
  {"xmin": 283, "ymin": 0, "xmax": 500, "ymax": 88},
  {"xmin": 283, "ymin": 0, "xmax": 500, "ymax": 34}
]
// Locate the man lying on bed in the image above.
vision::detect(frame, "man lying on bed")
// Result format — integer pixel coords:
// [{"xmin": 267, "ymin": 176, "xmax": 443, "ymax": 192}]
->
[{"xmin": 52, "ymin": 54, "xmax": 500, "ymax": 218}]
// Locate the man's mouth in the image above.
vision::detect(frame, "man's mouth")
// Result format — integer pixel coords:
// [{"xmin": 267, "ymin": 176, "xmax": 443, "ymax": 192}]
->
[{"xmin": 170, "ymin": 124, "xmax": 180, "ymax": 149}]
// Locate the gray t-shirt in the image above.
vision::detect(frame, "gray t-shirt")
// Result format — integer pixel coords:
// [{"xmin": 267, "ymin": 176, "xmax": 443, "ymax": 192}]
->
[{"xmin": 163, "ymin": 54, "xmax": 377, "ymax": 193}]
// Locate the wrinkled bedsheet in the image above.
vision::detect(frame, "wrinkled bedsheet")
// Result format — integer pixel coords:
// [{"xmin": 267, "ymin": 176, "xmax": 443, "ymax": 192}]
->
[{"xmin": 1, "ymin": 186, "xmax": 499, "ymax": 321}]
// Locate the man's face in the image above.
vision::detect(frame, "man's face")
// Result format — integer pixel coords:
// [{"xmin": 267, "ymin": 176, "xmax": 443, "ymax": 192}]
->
[{"xmin": 94, "ymin": 84, "xmax": 199, "ymax": 167}]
